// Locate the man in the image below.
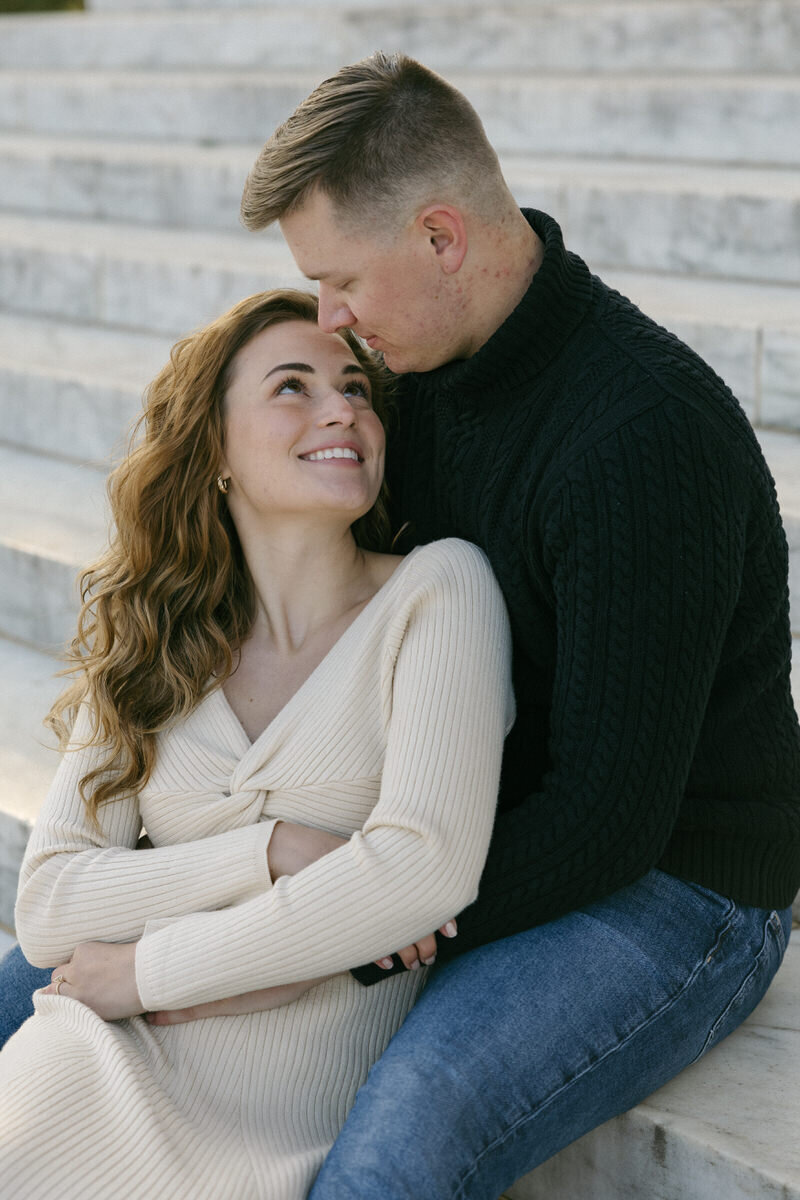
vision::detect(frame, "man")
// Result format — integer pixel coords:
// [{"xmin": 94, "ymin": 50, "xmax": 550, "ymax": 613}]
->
[
  {"xmin": 1, "ymin": 50, "xmax": 797, "ymax": 1198},
  {"xmin": 234, "ymin": 52, "xmax": 800, "ymax": 1197}
]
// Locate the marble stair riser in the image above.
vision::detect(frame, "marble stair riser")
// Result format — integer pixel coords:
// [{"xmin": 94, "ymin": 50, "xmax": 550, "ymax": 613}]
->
[
  {"xmin": 0, "ymin": 235, "xmax": 291, "ymax": 339},
  {"xmin": 0, "ymin": 365, "xmax": 144, "ymax": 466},
  {"xmin": 3, "ymin": 141, "xmax": 800, "ymax": 290},
  {"xmin": 0, "ymin": 545, "xmax": 83, "ymax": 652},
  {"xmin": 3, "ymin": 4, "xmax": 800, "ymax": 74},
  {"xmin": 2, "ymin": 73, "xmax": 800, "ymax": 167}
]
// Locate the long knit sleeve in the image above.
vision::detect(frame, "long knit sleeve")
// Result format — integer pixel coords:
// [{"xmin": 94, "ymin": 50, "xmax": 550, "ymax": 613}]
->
[
  {"xmin": 134, "ymin": 541, "xmax": 512, "ymax": 1012},
  {"xmin": 15, "ymin": 705, "xmax": 276, "ymax": 966}
]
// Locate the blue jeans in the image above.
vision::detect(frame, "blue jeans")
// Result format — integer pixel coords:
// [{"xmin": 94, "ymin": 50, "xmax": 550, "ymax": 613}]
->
[
  {"xmin": 309, "ymin": 869, "xmax": 792, "ymax": 1199},
  {"xmin": 0, "ymin": 945, "xmax": 50, "ymax": 1048}
]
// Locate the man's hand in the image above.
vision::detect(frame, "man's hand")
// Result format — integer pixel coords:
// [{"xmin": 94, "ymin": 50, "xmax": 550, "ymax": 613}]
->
[
  {"xmin": 145, "ymin": 977, "xmax": 331, "ymax": 1025},
  {"xmin": 375, "ymin": 919, "xmax": 458, "ymax": 971},
  {"xmin": 43, "ymin": 940, "xmax": 142, "ymax": 1021}
]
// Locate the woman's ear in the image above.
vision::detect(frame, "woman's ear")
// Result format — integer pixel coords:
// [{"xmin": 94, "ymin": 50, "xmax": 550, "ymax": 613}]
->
[{"xmin": 418, "ymin": 206, "xmax": 468, "ymax": 275}]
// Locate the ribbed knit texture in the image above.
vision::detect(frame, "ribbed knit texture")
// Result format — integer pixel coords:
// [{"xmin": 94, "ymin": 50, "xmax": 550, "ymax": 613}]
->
[
  {"xmin": 360, "ymin": 209, "xmax": 800, "ymax": 982},
  {"xmin": 1, "ymin": 540, "xmax": 513, "ymax": 1198}
]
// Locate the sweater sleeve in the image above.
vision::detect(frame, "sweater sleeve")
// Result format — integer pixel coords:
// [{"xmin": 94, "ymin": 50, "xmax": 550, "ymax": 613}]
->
[
  {"xmin": 15, "ymin": 704, "xmax": 275, "ymax": 967},
  {"xmin": 430, "ymin": 401, "xmax": 758, "ymax": 962},
  {"xmin": 134, "ymin": 542, "xmax": 513, "ymax": 1012}
]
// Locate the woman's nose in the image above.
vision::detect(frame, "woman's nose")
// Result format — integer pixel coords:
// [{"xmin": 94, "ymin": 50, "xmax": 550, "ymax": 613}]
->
[{"xmin": 319, "ymin": 390, "xmax": 357, "ymax": 426}]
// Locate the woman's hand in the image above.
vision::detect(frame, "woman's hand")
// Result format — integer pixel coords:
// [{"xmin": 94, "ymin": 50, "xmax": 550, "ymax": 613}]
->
[
  {"xmin": 42, "ymin": 941, "xmax": 143, "ymax": 1021},
  {"xmin": 145, "ymin": 976, "xmax": 331, "ymax": 1025},
  {"xmin": 374, "ymin": 919, "xmax": 458, "ymax": 972}
]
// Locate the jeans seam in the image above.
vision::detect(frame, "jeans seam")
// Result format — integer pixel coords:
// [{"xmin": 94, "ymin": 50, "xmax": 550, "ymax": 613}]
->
[
  {"xmin": 689, "ymin": 908, "xmax": 783, "ymax": 1065},
  {"xmin": 453, "ymin": 900, "xmax": 738, "ymax": 1198}
]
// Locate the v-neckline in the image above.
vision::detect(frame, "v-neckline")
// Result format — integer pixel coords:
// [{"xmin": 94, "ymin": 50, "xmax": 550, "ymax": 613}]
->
[{"xmin": 216, "ymin": 546, "xmax": 422, "ymax": 753}]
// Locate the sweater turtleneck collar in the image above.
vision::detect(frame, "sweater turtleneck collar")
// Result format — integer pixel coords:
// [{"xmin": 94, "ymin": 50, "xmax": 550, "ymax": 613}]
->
[{"xmin": 407, "ymin": 209, "xmax": 594, "ymax": 404}]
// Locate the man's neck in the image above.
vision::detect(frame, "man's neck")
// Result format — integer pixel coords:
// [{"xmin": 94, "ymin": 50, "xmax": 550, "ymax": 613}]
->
[{"xmin": 463, "ymin": 211, "xmax": 544, "ymax": 359}]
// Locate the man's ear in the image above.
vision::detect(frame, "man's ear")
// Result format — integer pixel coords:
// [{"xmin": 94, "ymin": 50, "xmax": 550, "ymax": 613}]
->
[{"xmin": 418, "ymin": 206, "xmax": 468, "ymax": 274}]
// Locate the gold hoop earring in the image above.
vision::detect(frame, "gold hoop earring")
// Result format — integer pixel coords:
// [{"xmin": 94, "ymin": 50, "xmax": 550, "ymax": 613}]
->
[{"xmin": 217, "ymin": 476, "xmax": 229, "ymax": 495}]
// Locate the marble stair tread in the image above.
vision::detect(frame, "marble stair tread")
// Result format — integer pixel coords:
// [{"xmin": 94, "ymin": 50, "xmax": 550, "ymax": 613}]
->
[
  {"xmin": 506, "ymin": 940, "xmax": 800, "ymax": 1200},
  {"xmin": 0, "ymin": 314, "xmax": 173, "ymax": 463},
  {"xmin": 0, "ymin": 444, "xmax": 108, "ymax": 648},
  {"xmin": 0, "ymin": 444, "xmax": 107, "ymax": 563},
  {"xmin": 0, "ymin": 311, "xmax": 173, "ymax": 380},
  {"xmin": 1, "ymin": 70, "xmax": 800, "ymax": 166},
  {"xmin": 0, "ymin": 211, "xmax": 298, "ymax": 338},
  {"xmin": 2, "ymin": 133, "xmax": 799, "ymax": 288},
  {"xmin": 2, "ymin": 2, "xmax": 799, "ymax": 74}
]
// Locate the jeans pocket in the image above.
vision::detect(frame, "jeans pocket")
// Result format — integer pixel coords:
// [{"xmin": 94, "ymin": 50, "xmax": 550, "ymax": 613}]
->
[{"xmin": 691, "ymin": 908, "xmax": 787, "ymax": 1065}]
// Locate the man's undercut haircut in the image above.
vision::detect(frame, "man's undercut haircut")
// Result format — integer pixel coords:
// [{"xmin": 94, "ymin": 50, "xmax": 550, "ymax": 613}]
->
[{"xmin": 240, "ymin": 51, "xmax": 506, "ymax": 233}]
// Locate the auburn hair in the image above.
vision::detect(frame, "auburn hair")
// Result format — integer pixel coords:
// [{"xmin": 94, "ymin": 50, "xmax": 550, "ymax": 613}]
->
[{"xmin": 47, "ymin": 288, "xmax": 391, "ymax": 824}]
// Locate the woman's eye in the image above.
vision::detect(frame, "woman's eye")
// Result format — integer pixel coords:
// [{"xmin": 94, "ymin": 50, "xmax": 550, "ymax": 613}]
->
[
  {"xmin": 343, "ymin": 380, "xmax": 371, "ymax": 402},
  {"xmin": 275, "ymin": 376, "xmax": 305, "ymax": 396}
]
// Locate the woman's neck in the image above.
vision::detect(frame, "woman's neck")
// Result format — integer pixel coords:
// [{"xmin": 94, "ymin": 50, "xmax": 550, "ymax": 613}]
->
[{"xmin": 238, "ymin": 522, "xmax": 378, "ymax": 656}]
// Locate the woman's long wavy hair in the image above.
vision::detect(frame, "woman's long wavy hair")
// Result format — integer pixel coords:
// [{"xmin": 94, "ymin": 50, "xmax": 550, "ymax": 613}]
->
[{"xmin": 47, "ymin": 289, "xmax": 392, "ymax": 824}]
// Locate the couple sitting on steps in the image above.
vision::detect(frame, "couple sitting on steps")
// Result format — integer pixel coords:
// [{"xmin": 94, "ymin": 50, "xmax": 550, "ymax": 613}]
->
[{"xmin": 0, "ymin": 52, "xmax": 797, "ymax": 1200}]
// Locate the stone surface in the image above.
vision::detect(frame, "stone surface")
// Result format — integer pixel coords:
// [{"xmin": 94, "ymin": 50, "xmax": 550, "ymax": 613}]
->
[
  {"xmin": 0, "ymin": 444, "xmax": 107, "ymax": 649},
  {"xmin": 0, "ymin": 212, "xmax": 296, "ymax": 336},
  {"xmin": 3, "ymin": 3, "xmax": 800, "ymax": 74},
  {"xmin": 0, "ymin": 313, "xmax": 171, "ymax": 464},
  {"xmin": 3, "ymin": 137, "xmax": 798, "ymax": 290},
  {"xmin": 1, "ymin": 71, "xmax": 800, "ymax": 166}
]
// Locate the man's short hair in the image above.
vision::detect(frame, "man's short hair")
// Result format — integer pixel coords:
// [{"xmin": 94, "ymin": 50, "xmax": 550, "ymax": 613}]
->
[{"xmin": 241, "ymin": 52, "xmax": 506, "ymax": 234}]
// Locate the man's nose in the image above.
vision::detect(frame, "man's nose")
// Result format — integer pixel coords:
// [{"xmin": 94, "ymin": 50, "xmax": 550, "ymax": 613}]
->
[{"xmin": 318, "ymin": 285, "xmax": 355, "ymax": 333}]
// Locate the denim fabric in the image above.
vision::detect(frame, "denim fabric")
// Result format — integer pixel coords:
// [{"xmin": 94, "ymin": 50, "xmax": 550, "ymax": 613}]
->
[
  {"xmin": 0, "ymin": 944, "xmax": 51, "ymax": 1049},
  {"xmin": 310, "ymin": 869, "xmax": 791, "ymax": 1200}
]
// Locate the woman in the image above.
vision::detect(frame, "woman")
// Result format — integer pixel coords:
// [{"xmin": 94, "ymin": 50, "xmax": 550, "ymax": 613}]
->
[{"xmin": 0, "ymin": 290, "xmax": 513, "ymax": 1197}]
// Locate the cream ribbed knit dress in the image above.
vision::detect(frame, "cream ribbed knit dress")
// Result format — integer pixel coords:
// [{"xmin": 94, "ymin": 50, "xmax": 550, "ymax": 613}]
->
[{"xmin": 0, "ymin": 540, "xmax": 513, "ymax": 1199}]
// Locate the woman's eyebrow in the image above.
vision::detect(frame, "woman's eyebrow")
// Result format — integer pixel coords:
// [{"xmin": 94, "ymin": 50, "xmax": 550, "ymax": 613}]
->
[
  {"xmin": 263, "ymin": 361, "xmax": 314, "ymax": 380},
  {"xmin": 262, "ymin": 362, "xmax": 367, "ymax": 382}
]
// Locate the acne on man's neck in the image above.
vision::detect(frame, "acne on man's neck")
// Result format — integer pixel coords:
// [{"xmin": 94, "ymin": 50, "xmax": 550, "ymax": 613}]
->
[{"xmin": 465, "ymin": 224, "xmax": 544, "ymax": 359}]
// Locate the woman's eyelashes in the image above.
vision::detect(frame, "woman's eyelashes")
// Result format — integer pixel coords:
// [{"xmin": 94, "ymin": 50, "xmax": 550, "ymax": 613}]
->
[{"xmin": 272, "ymin": 374, "xmax": 372, "ymax": 404}]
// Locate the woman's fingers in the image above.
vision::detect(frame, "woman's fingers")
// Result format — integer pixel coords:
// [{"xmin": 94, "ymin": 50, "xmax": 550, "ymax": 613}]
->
[
  {"xmin": 375, "ymin": 918, "xmax": 459, "ymax": 970},
  {"xmin": 43, "ymin": 965, "xmax": 72, "ymax": 996}
]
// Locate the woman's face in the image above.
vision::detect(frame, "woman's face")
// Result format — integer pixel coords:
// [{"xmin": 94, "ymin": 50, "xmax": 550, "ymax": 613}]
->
[{"xmin": 220, "ymin": 319, "xmax": 385, "ymax": 533}]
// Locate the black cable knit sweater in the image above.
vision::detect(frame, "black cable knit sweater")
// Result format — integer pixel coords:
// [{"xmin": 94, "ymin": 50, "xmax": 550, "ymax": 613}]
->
[{"xmin": 355, "ymin": 209, "xmax": 800, "ymax": 983}]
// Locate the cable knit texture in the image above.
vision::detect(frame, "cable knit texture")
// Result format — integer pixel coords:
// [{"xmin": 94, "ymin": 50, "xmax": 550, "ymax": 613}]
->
[
  {"xmin": 2, "ymin": 540, "xmax": 513, "ymax": 1199},
  {"xmin": 370, "ymin": 209, "xmax": 800, "ymax": 977}
]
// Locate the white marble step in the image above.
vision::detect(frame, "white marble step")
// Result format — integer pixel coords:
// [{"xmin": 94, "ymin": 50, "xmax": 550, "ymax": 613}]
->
[
  {"xmin": 0, "ymin": 313, "xmax": 172, "ymax": 464},
  {"xmin": 1, "ymin": 212, "xmax": 798, "ymax": 425},
  {"xmin": 507, "ymin": 939, "xmax": 800, "ymax": 1199},
  {"xmin": 0, "ymin": 212, "xmax": 297, "ymax": 338},
  {"xmin": 0, "ymin": 444, "xmax": 108, "ymax": 650},
  {"xmin": 1, "ymin": 69, "xmax": 800, "ymax": 167},
  {"xmin": 2, "ymin": 135, "xmax": 799, "ymax": 289},
  {"xmin": 2, "ymin": 3, "xmax": 799, "ymax": 74}
]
